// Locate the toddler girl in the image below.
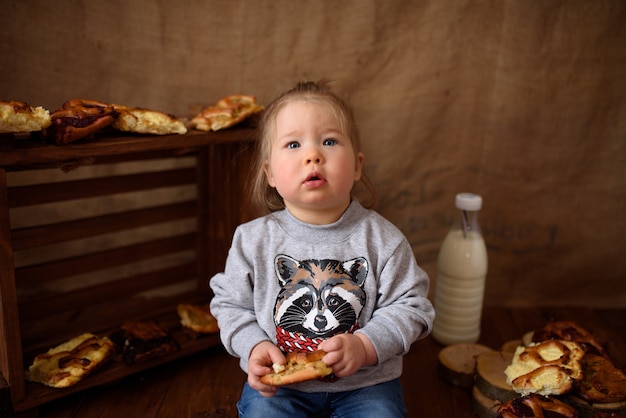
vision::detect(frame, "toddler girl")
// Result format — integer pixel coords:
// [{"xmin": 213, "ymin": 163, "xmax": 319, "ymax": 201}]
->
[{"xmin": 210, "ymin": 81, "xmax": 434, "ymax": 417}]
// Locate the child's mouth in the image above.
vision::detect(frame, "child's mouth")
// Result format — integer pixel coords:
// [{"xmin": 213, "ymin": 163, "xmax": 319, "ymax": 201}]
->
[{"xmin": 304, "ymin": 172, "xmax": 325, "ymax": 186}]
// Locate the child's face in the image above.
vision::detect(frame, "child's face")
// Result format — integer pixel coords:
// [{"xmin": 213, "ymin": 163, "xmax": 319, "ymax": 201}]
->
[{"xmin": 264, "ymin": 100, "xmax": 364, "ymax": 223}]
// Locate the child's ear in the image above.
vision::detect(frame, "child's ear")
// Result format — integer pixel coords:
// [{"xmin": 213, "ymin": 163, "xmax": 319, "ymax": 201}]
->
[
  {"xmin": 264, "ymin": 161, "xmax": 276, "ymax": 187},
  {"xmin": 354, "ymin": 152, "xmax": 364, "ymax": 181}
]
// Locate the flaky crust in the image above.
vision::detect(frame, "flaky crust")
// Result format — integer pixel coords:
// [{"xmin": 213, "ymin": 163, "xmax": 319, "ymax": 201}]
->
[
  {"xmin": 532, "ymin": 320, "xmax": 608, "ymax": 358},
  {"xmin": 26, "ymin": 333, "xmax": 116, "ymax": 388},
  {"xmin": 505, "ymin": 340, "xmax": 584, "ymax": 395},
  {"xmin": 176, "ymin": 303, "xmax": 219, "ymax": 333},
  {"xmin": 0, "ymin": 100, "xmax": 51, "ymax": 133},
  {"xmin": 260, "ymin": 350, "xmax": 332, "ymax": 386},
  {"xmin": 190, "ymin": 94, "xmax": 263, "ymax": 131},
  {"xmin": 112, "ymin": 105, "xmax": 187, "ymax": 135}
]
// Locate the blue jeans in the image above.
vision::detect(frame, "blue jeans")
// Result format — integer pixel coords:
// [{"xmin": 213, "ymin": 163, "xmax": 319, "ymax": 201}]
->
[{"xmin": 237, "ymin": 379, "xmax": 407, "ymax": 418}]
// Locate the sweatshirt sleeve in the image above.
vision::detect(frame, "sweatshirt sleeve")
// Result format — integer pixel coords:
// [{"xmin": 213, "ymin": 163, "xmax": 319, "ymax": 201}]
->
[
  {"xmin": 209, "ymin": 227, "xmax": 270, "ymax": 365},
  {"xmin": 356, "ymin": 237, "xmax": 435, "ymax": 365}
]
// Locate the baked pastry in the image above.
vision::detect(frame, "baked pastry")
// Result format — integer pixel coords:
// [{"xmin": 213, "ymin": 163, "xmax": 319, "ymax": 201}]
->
[
  {"xmin": 260, "ymin": 350, "xmax": 332, "ymax": 386},
  {"xmin": 44, "ymin": 99, "xmax": 117, "ymax": 145},
  {"xmin": 576, "ymin": 354, "xmax": 626, "ymax": 403},
  {"xmin": 190, "ymin": 94, "xmax": 263, "ymax": 131},
  {"xmin": 110, "ymin": 320, "xmax": 180, "ymax": 364},
  {"xmin": 497, "ymin": 394, "xmax": 578, "ymax": 417},
  {"xmin": 112, "ymin": 105, "xmax": 187, "ymax": 135},
  {"xmin": 26, "ymin": 333, "xmax": 116, "ymax": 388},
  {"xmin": 176, "ymin": 303, "xmax": 219, "ymax": 333},
  {"xmin": 0, "ymin": 100, "xmax": 51, "ymax": 133},
  {"xmin": 532, "ymin": 320, "xmax": 608, "ymax": 358},
  {"xmin": 505, "ymin": 340, "xmax": 584, "ymax": 395}
]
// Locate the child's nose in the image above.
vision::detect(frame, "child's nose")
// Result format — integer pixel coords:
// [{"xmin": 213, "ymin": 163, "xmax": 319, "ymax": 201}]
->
[{"xmin": 305, "ymin": 148, "xmax": 324, "ymax": 164}]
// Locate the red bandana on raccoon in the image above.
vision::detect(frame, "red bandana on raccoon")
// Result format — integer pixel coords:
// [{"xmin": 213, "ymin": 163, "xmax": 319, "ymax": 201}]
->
[{"xmin": 276, "ymin": 322, "xmax": 360, "ymax": 353}]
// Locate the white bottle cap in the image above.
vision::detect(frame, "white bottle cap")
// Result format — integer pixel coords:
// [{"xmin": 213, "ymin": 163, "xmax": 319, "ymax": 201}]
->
[{"xmin": 455, "ymin": 193, "xmax": 482, "ymax": 211}]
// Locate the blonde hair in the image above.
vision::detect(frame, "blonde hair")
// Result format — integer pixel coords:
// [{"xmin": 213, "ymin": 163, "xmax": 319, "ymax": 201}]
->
[{"xmin": 250, "ymin": 81, "xmax": 377, "ymax": 214}]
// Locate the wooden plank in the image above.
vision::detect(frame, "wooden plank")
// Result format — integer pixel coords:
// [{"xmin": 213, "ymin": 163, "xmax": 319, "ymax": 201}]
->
[
  {"xmin": 198, "ymin": 141, "xmax": 257, "ymax": 292},
  {"xmin": 148, "ymin": 346, "xmax": 244, "ymax": 418},
  {"xmin": 8, "ymin": 167, "xmax": 195, "ymax": 208},
  {"xmin": 15, "ymin": 233, "xmax": 195, "ymax": 288},
  {"xmin": 0, "ymin": 169, "xmax": 27, "ymax": 403},
  {"xmin": 20, "ymin": 289, "xmax": 211, "ymax": 357},
  {"xmin": 196, "ymin": 151, "xmax": 210, "ymax": 293},
  {"xmin": 205, "ymin": 143, "xmax": 250, "ymax": 281},
  {"xmin": 0, "ymin": 125, "xmax": 258, "ymax": 169},
  {"xmin": 12, "ymin": 200, "xmax": 196, "ymax": 251},
  {"xmin": 0, "ymin": 373, "xmax": 13, "ymax": 417},
  {"xmin": 2, "ymin": 150, "xmax": 200, "ymax": 174},
  {"xmin": 18, "ymin": 262, "xmax": 196, "ymax": 320}
]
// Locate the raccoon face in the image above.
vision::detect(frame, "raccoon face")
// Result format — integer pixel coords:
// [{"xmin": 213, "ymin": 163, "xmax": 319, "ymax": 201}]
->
[{"xmin": 273, "ymin": 255, "xmax": 368, "ymax": 339}]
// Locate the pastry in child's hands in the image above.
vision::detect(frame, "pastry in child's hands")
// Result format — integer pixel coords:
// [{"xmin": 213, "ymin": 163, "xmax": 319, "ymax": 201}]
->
[
  {"xmin": 177, "ymin": 303, "xmax": 219, "ymax": 333},
  {"xmin": 0, "ymin": 100, "xmax": 51, "ymax": 133},
  {"xmin": 190, "ymin": 94, "xmax": 263, "ymax": 131},
  {"xmin": 260, "ymin": 350, "xmax": 332, "ymax": 386},
  {"xmin": 26, "ymin": 333, "xmax": 115, "ymax": 388}
]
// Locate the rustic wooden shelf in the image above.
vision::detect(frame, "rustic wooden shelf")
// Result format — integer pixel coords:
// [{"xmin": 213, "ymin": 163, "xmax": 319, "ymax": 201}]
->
[
  {"xmin": 17, "ymin": 310, "xmax": 221, "ymax": 412},
  {"xmin": 0, "ymin": 126, "xmax": 258, "ymax": 414}
]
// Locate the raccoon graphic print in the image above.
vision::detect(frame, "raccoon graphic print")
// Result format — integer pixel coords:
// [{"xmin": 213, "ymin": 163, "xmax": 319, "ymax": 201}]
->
[{"xmin": 273, "ymin": 255, "xmax": 368, "ymax": 353}]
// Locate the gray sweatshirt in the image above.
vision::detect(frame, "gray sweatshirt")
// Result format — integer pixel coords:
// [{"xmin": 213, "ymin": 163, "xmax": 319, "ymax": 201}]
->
[{"xmin": 209, "ymin": 200, "xmax": 435, "ymax": 392}]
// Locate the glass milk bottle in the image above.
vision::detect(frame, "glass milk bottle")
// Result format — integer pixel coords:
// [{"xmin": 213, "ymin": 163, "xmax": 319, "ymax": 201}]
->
[{"xmin": 431, "ymin": 193, "xmax": 488, "ymax": 346}]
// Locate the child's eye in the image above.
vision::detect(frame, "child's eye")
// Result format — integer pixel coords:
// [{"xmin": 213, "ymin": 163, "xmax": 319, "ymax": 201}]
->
[
  {"xmin": 287, "ymin": 141, "xmax": 300, "ymax": 149},
  {"xmin": 323, "ymin": 138, "xmax": 337, "ymax": 146}
]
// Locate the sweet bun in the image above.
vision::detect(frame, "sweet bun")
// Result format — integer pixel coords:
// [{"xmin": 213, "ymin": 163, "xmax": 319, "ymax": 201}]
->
[
  {"xmin": 44, "ymin": 99, "xmax": 117, "ymax": 145},
  {"xmin": 190, "ymin": 94, "xmax": 263, "ymax": 131},
  {"xmin": 577, "ymin": 354, "xmax": 626, "ymax": 403},
  {"xmin": 0, "ymin": 100, "xmax": 51, "ymax": 133},
  {"xmin": 505, "ymin": 340, "xmax": 584, "ymax": 396},
  {"xmin": 260, "ymin": 350, "xmax": 332, "ymax": 386},
  {"xmin": 26, "ymin": 333, "xmax": 116, "ymax": 388},
  {"xmin": 113, "ymin": 105, "xmax": 187, "ymax": 135},
  {"xmin": 532, "ymin": 320, "xmax": 608, "ymax": 358},
  {"xmin": 176, "ymin": 303, "xmax": 219, "ymax": 333}
]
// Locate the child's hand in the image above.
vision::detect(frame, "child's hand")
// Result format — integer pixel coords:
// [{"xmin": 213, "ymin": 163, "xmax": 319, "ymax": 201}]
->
[
  {"xmin": 318, "ymin": 333, "xmax": 378, "ymax": 378},
  {"xmin": 247, "ymin": 340, "xmax": 285, "ymax": 397}
]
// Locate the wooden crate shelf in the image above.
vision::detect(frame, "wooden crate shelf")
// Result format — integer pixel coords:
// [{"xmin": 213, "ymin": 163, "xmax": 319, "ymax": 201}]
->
[{"xmin": 0, "ymin": 126, "xmax": 257, "ymax": 414}]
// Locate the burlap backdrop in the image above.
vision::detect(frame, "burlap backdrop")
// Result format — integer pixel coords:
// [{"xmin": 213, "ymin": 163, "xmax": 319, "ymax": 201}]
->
[{"xmin": 1, "ymin": 0, "xmax": 624, "ymax": 307}]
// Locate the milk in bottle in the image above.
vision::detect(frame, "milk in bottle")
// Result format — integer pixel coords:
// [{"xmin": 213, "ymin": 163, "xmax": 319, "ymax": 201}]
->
[{"xmin": 432, "ymin": 193, "xmax": 488, "ymax": 345}]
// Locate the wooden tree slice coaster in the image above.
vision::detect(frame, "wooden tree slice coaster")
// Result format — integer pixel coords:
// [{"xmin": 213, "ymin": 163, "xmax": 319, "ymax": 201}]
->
[
  {"xmin": 500, "ymin": 339, "xmax": 521, "ymax": 354},
  {"xmin": 472, "ymin": 385, "xmax": 502, "ymax": 418},
  {"xmin": 437, "ymin": 343, "xmax": 494, "ymax": 389},
  {"xmin": 475, "ymin": 350, "xmax": 518, "ymax": 403}
]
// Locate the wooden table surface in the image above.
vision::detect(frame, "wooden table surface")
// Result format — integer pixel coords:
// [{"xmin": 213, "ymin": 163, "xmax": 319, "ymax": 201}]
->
[{"xmin": 30, "ymin": 306, "xmax": 626, "ymax": 418}]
